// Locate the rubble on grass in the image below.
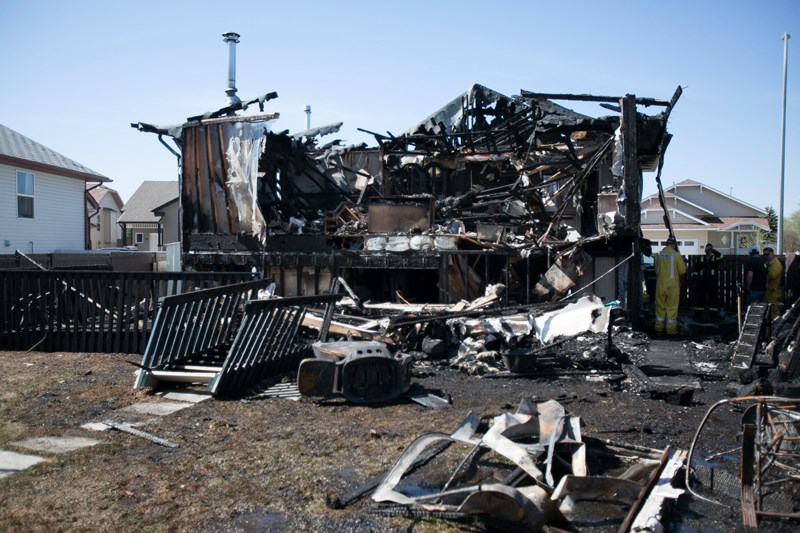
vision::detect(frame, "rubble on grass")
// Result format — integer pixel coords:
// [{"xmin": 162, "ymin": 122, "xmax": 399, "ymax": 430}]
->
[{"xmin": 331, "ymin": 398, "xmax": 687, "ymax": 531}]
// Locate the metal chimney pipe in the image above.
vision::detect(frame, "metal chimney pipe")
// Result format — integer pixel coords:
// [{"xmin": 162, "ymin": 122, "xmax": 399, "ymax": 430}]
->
[
  {"xmin": 222, "ymin": 32, "xmax": 241, "ymax": 106},
  {"xmin": 304, "ymin": 105, "xmax": 311, "ymax": 129}
]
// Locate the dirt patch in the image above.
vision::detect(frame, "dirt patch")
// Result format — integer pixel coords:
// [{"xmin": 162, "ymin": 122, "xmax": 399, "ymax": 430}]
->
[{"xmin": 0, "ymin": 327, "xmax": 790, "ymax": 531}]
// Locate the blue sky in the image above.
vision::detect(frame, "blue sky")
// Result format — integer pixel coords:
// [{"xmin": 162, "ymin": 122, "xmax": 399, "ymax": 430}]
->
[{"xmin": 2, "ymin": 0, "xmax": 798, "ymax": 218}]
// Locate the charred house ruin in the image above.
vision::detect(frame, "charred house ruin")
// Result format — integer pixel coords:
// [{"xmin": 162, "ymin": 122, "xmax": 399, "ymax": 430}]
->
[{"xmin": 133, "ymin": 79, "xmax": 681, "ymax": 326}]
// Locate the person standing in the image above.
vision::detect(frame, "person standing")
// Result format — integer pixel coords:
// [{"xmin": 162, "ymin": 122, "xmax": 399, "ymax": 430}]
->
[
  {"xmin": 763, "ymin": 247, "xmax": 783, "ymax": 320},
  {"xmin": 654, "ymin": 236, "xmax": 686, "ymax": 335},
  {"xmin": 745, "ymin": 246, "xmax": 768, "ymax": 307},
  {"xmin": 691, "ymin": 243, "xmax": 723, "ymax": 321}
]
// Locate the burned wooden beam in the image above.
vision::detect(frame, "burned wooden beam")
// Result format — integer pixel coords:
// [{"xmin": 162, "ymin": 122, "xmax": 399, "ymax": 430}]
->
[
  {"xmin": 627, "ymin": 449, "xmax": 687, "ymax": 532},
  {"xmin": 621, "ymin": 94, "xmax": 642, "ymax": 329},
  {"xmin": 520, "ymin": 91, "xmax": 673, "ymax": 107},
  {"xmin": 740, "ymin": 423, "xmax": 759, "ymax": 533}
]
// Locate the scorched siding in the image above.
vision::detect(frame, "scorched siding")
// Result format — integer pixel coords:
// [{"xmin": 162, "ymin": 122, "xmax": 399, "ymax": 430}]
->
[{"xmin": 0, "ymin": 162, "xmax": 86, "ymax": 253}]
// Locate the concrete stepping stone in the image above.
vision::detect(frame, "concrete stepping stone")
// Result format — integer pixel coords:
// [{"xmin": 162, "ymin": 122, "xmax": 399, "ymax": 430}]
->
[
  {"xmin": 8, "ymin": 436, "xmax": 100, "ymax": 454},
  {"xmin": 156, "ymin": 390, "xmax": 211, "ymax": 403},
  {"xmin": 0, "ymin": 450, "xmax": 45, "ymax": 478},
  {"xmin": 81, "ymin": 422, "xmax": 113, "ymax": 431},
  {"xmin": 119, "ymin": 401, "xmax": 193, "ymax": 416}
]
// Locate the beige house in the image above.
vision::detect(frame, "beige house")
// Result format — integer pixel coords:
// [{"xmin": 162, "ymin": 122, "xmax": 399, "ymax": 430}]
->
[
  {"xmin": 87, "ymin": 185, "xmax": 124, "ymax": 249},
  {"xmin": 118, "ymin": 181, "xmax": 179, "ymax": 251},
  {"xmin": 641, "ymin": 179, "xmax": 769, "ymax": 255}
]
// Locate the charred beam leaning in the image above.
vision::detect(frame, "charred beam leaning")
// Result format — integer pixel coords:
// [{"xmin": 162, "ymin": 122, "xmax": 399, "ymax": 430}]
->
[{"xmin": 621, "ymin": 95, "xmax": 642, "ymax": 329}]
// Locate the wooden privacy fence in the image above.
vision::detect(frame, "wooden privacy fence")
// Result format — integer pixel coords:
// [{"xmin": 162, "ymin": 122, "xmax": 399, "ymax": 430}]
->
[
  {"xmin": 0, "ymin": 270, "xmax": 255, "ymax": 354},
  {"xmin": 682, "ymin": 255, "xmax": 785, "ymax": 311}
]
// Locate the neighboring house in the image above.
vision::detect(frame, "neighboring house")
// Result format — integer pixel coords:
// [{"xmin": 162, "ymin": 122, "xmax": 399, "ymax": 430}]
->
[
  {"xmin": 87, "ymin": 185, "xmax": 124, "ymax": 249},
  {"xmin": 641, "ymin": 179, "xmax": 769, "ymax": 255},
  {"xmin": 118, "ymin": 181, "xmax": 179, "ymax": 251},
  {"xmin": 0, "ymin": 123, "xmax": 110, "ymax": 254}
]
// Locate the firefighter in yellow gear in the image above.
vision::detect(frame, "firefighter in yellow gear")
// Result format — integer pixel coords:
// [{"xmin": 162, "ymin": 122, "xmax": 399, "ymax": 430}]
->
[
  {"xmin": 653, "ymin": 237, "xmax": 686, "ymax": 335},
  {"xmin": 763, "ymin": 247, "xmax": 783, "ymax": 320}
]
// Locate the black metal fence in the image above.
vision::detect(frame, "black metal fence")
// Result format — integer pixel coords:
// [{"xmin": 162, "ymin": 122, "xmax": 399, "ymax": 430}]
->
[{"xmin": 0, "ymin": 270, "xmax": 255, "ymax": 354}]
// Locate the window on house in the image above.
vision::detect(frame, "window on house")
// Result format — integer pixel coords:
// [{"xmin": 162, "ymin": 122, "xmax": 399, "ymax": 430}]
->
[
  {"xmin": 135, "ymin": 233, "xmax": 144, "ymax": 244},
  {"xmin": 16, "ymin": 171, "xmax": 34, "ymax": 218},
  {"xmin": 660, "ymin": 240, "xmax": 695, "ymax": 248}
]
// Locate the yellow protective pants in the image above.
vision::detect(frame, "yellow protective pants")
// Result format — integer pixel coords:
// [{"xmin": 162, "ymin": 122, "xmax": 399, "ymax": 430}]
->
[
  {"xmin": 655, "ymin": 280, "xmax": 680, "ymax": 335},
  {"xmin": 764, "ymin": 287, "xmax": 781, "ymax": 320}
]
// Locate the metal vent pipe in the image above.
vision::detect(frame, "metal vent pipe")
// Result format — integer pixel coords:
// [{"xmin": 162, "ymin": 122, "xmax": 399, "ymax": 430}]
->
[
  {"xmin": 222, "ymin": 32, "xmax": 241, "ymax": 106},
  {"xmin": 304, "ymin": 105, "xmax": 311, "ymax": 129}
]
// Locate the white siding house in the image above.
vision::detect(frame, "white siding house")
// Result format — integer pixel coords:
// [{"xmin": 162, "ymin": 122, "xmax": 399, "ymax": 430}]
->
[{"xmin": 0, "ymin": 124, "xmax": 110, "ymax": 254}]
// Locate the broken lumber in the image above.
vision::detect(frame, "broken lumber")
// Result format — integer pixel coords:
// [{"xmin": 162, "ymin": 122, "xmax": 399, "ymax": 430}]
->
[{"xmin": 102, "ymin": 419, "xmax": 179, "ymax": 449}]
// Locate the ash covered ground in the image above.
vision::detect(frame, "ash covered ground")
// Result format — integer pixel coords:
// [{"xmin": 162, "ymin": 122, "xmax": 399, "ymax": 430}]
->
[{"xmin": 1, "ymin": 316, "xmax": 798, "ymax": 532}]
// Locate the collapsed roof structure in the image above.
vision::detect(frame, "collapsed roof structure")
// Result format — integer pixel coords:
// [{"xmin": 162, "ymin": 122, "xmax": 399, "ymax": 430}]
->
[{"xmin": 133, "ymin": 75, "xmax": 680, "ymax": 326}]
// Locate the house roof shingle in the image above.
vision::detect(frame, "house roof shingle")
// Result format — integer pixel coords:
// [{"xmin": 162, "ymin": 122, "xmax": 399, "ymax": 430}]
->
[
  {"xmin": 0, "ymin": 123, "xmax": 108, "ymax": 180},
  {"xmin": 118, "ymin": 181, "xmax": 179, "ymax": 224},
  {"xmin": 88, "ymin": 185, "xmax": 124, "ymax": 209}
]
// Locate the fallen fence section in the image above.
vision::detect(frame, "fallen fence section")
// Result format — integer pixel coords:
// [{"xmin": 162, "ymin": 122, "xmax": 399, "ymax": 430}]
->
[
  {"xmin": 134, "ymin": 281, "xmax": 339, "ymax": 396},
  {"xmin": 0, "ymin": 270, "xmax": 254, "ymax": 354}
]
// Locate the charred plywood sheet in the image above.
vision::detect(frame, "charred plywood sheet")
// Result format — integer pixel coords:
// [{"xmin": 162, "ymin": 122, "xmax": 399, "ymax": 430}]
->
[{"xmin": 367, "ymin": 197, "xmax": 434, "ymax": 233}]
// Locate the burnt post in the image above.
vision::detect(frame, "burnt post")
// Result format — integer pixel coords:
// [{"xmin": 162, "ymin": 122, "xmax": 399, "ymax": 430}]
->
[{"xmin": 621, "ymin": 95, "xmax": 642, "ymax": 328}]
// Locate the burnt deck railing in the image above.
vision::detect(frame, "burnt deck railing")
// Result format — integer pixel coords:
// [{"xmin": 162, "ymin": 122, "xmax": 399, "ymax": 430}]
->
[
  {"xmin": 135, "ymin": 279, "xmax": 274, "ymax": 376},
  {"xmin": 210, "ymin": 294, "xmax": 340, "ymax": 395},
  {"xmin": 0, "ymin": 270, "xmax": 254, "ymax": 354},
  {"xmin": 133, "ymin": 280, "xmax": 339, "ymax": 395}
]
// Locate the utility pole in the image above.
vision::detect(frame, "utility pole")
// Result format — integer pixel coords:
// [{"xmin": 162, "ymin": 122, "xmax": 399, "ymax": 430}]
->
[{"xmin": 778, "ymin": 32, "xmax": 790, "ymax": 254}]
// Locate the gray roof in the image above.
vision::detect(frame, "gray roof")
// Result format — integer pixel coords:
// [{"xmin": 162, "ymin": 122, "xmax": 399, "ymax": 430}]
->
[
  {"xmin": 119, "ymin": 181, "xmax": 179, "ymax": 223},
  {"xmin": 88, "ymin": 185, "xmax": 124, "ymax": 209},
  {"xmin": 0, "ymin": 123, "xmax": 108, "ymax": 179}
]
